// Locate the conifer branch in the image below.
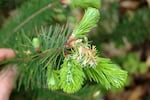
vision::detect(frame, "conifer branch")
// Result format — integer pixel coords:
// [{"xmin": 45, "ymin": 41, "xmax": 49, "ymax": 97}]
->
[
  {"xmin": 12, "ymin": 3, "xmax": 53, "ymax": 34},
  {"xmin": 0, "ymin": 0, "xmax": 59, "ymax": 48},
  {"xmin": 0, "ymin": 0, "xmax": 128, "ymax": 95}
]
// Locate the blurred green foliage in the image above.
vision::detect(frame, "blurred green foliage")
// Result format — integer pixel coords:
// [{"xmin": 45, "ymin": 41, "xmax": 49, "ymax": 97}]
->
[
  {"xmin": 113, "ymin": 8, "xmax": 150, "ymax": 45},
  {"xmin": 123, "ymin": 53, "xmax": 148, "ymax": 75}
]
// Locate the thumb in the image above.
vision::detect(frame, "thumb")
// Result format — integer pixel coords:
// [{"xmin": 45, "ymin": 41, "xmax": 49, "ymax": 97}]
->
[{"xmin": 0, "ymin": 65, "xmax": 16, "ymax": 100}]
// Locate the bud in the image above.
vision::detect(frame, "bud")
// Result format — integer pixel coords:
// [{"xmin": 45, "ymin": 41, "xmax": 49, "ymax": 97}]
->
[
  {"xmin": 97, "ymin": 58, "xmax": 128, "ymax": 89},
  {"xmin": 60, "ymin": 58, "xmax": 85, "ymax": 93},
  {"xmin": 32, "ymin": 38, "xmax": 40, "ymax": 49},
  {"xmin": 47, "ymin": 67, "xmax": 59, "ymax": 90},
  {"xmin": 70, "ymin": 0, "xmax": 101, "ymax": 9},
  {"xmin": 32, "ymin": 37, "xmax": 41, "ymax": 52},
  {"xmin": 73, "ymin": 7, "xmax": 100, "ymax": 38}
]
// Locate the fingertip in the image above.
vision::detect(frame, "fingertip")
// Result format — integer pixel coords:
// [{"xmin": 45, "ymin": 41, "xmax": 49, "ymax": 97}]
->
[
  {"xmin": 0, "ymin": 49, "xmax": 15, "ymax": 62},
  {"xmin": 5, "ymin": 49, "xmax": 15, "ymax": 59}
]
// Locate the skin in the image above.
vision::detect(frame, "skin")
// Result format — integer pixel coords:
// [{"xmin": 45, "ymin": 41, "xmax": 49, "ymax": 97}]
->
[{"xmin": 0, "ymin": 48, "xmax": 16, "ymax": 100}]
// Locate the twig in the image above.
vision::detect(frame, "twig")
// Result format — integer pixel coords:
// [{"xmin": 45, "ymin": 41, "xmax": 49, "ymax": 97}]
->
[
  {"xmin": 4, "ymin": 2, "xmax": 57, "ymax": 44},
  {"xmin": 12, "ymin": 3, "xmax": 54, "ymax": 34}
]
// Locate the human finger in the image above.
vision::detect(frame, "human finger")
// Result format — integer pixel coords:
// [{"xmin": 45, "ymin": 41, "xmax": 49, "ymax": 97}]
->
[{"xmin": 0, "ymin": 49, "xmax": 15, "ymax": 62}]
